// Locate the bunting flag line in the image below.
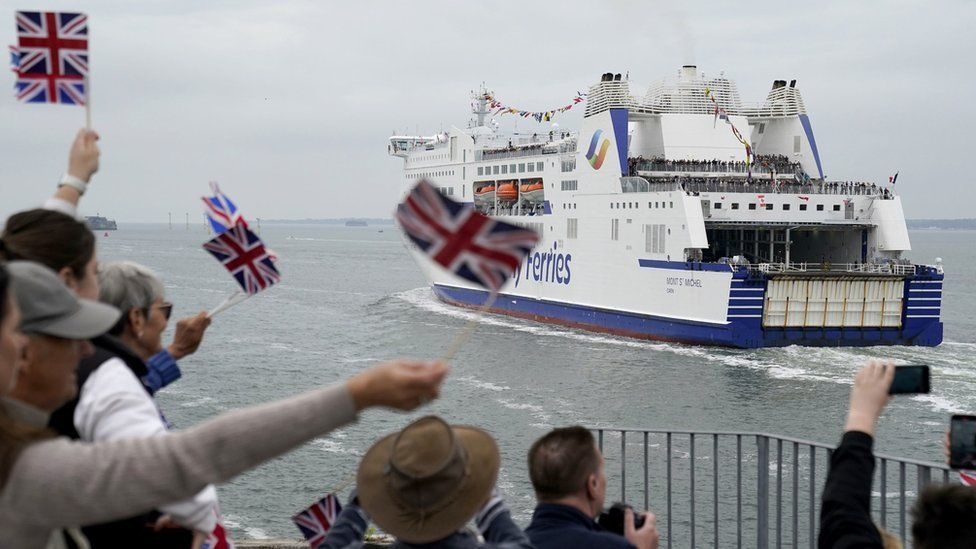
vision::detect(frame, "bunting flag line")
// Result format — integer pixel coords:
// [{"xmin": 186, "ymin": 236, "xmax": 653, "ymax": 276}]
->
[
  {"xmin": 482, "ymin": 91, "xmax": 586, "ymax": 124},
  {"xmin": 704, "ymin": 87, "xmax": 753, "ymax": 168},
  {"xmin": 13, "ymin": 11, "xmax": 89, "ymax": 105}
]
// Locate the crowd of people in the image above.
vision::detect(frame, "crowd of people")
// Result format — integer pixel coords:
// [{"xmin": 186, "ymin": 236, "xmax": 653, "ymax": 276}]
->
[
  {"xmin": 0, "ymin": 129, "xmax": 972, "ymax": 549},
  {"xmin": 628, "ymin": 154, "xmax": 805, "ymax": 178},
  {"xmin": 648, "ymin": 176, "xmax": 894, "ymax": 198}
]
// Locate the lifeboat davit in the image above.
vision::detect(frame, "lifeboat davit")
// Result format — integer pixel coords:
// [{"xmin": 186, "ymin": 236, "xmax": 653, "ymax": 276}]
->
[
  {"xmin": 496, "ymin": 182, "xmax": 518, "ymax": 201},
  {"xmin": 474, "ymin": 184, "xmax": 496, "ymax": 203},
  {"xmin": 520, "ymin": 181, "xmax": 545, "ymax": 203}
]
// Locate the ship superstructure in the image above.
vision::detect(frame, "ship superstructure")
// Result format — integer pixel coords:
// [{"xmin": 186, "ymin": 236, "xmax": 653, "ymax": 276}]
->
[{"xmin": 388, "ymin": 66, "xmax": 943, "ymax": 348}]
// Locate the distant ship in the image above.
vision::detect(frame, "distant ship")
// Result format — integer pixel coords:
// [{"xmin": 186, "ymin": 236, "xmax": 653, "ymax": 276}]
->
[
  {"xmin": 84, "ymin": 215, "xmax": 117, "ymax": 231},
  {"xmin": 388, "ymin": 65, "xmax": 944, "ymax": 348},
  {"xmin": 345, "ymin": 219, "xmax": 368, "ymax": 227}
]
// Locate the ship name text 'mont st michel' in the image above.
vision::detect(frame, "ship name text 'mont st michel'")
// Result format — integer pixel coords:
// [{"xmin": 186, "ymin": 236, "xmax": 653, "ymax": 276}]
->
[{"xmin": 388, "ymin": 66, "xmax": 943, "ymax": 349}]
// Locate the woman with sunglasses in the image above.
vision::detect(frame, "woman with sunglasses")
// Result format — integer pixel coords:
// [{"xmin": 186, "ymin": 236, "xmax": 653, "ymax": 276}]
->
[{"xmin": 45, "ymin": 259, "xmax": 221, "ymax": 546}]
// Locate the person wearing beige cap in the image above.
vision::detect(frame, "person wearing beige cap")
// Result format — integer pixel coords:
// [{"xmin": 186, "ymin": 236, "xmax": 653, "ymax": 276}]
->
[
  {"xmin": 4, "ymin": 260, "xmax": 120, "ymax": 418},
  {"xmin": 319, "ymin": 415, "xmax": 533, "ymax": 549},
  {"xmin": 0, "ymin": 260, "xmax": 450, "ymax": 549}
]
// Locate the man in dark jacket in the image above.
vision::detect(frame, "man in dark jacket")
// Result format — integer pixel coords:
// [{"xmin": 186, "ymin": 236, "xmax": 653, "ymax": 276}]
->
[{"xmin": 525, "ymin": 426, "xmax": 658, "ymax": 549}]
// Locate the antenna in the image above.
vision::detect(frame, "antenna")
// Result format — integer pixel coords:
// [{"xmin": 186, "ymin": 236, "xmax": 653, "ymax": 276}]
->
[{"xmin": 168, "ymin": 212, "xmax": 172, "ymax": 230}]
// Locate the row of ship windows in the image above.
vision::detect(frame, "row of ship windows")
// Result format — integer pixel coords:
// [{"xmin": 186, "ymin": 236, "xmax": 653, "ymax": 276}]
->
[
  {"xmin": 407, "ymin": 170, "xmax": 455, "ymax": 179},
  {"xmin": 407, "ymin": 153, "xmax": 450, "ymax": 164},
  {"xmin": 611, "ymin": 201, "xmax": 675, "ymax": 209},
  {"xmin": 714, "ymin": 202, "xmax": 841, "ymax": 211},
  {"xmin": 564, "ymin": 219, "xmax": 671, "ymax": 248},
  {"xmin": 560, "ymin": 203, "xmax": 577, "ymax": 210},
  {"xmin": 477, "ymin": 162, "xmax": 545, "ymax": 176}
]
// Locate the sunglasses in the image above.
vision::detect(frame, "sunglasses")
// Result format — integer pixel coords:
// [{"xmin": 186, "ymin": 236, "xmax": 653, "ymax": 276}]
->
[{"xmin": 152, "ymin": 302, "xmax": 173, "ymax": 321}]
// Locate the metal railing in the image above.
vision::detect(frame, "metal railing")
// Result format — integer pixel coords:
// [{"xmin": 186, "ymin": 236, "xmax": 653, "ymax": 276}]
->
[
  {"xmin": 592, "ymin": 428, "xmax": 950, "ymax": 548},
  {"xmin": 751, "ymin": 262, "xmax": 916, "ymax": 276}
]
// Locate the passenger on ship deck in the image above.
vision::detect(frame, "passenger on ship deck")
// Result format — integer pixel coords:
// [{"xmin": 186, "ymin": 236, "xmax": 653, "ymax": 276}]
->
[
  {"xmin": 0, "ymin": 260, "xmax": 449, "ymax": 548},
  {"xmin": 318, "ymin": 415, "xmax": 532, "ymax": 549},
  {"xmin": 525, "ymin": 426, "xmax": 659, "ymax": 549},
  {"xmin": 818, "ymin": 362, "xmax": 976, "ymax": 549}
]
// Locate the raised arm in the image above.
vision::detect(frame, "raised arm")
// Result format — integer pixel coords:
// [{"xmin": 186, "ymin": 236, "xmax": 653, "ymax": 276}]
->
[
  {"xmin": 1, "ymin": 360, "xmax": 447, "ymax": 529},
  {"xmin": 45, "ymin": 129, "xmax": 100, "ymax": 216},
  {"xmin": 818, "ymin": 362, "xmax": 894, "ymax": 549}
]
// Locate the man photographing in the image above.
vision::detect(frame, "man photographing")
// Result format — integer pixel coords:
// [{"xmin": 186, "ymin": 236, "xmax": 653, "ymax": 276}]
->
[{"xmin": 525, "ymin": 426, "xmax": 658, "ymax": 549}]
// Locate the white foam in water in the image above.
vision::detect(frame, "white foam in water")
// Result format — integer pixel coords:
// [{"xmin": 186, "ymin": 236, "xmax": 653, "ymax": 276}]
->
[
  {"xmin": 457, "ymin": 375, "xmax": 510, "ymax": 392},
  {"xmin": 312, "ymin": 435, "xmax": 362, "ymax": 456},
  {"xmin": 221, "ymin": 514, "xmax": 270, "ymax": 539}
]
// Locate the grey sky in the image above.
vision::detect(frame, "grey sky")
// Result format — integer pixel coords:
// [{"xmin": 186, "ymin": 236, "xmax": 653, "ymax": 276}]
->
[{"xmin": 1, "ymin": 0, "xmax": 973, "ymax": 222}]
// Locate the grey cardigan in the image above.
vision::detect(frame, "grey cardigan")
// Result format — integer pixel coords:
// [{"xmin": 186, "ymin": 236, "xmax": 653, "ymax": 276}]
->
[{"xmin": 0, "ymin": 383, "xmax": 357, "ymax": 548}]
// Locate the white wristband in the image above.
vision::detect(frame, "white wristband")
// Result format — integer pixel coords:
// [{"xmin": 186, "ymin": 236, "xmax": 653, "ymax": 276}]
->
[{"xmin": 58, "ymin": 173, "xmax": 88, "ymax": 196}]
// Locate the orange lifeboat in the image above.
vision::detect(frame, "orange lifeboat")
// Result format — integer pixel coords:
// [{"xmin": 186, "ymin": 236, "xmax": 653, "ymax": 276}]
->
[
  {"xmin": 496, "ymin": 182, "xmax": 518, "ymax": 201},
  {"xmin": 519, "ymin": 182, "xmax": 544, "ymax": 193},
  {"xmin": 520, "ymin": 180, "xmax": 545, "ymax": 203},
  {"xmin": 474, "ymin": 184, "xmax": 496, "ymax": 204}
]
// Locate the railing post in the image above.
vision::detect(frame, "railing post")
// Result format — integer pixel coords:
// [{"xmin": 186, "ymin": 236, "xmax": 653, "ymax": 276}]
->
[{"xmin": 757, "ymin": 435, "xmax": 769, "ymax": 549}]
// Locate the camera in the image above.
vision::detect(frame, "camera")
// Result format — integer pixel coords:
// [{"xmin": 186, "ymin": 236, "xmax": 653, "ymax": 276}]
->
[{"xmin": 597, "ymin": 502, "xmax": 645, "ymax": 535}]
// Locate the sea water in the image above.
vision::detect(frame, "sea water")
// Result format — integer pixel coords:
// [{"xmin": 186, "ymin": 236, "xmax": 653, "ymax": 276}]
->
[{"xmin": 97, "ymin": 224, "xmax": 976, "ymax": 539}]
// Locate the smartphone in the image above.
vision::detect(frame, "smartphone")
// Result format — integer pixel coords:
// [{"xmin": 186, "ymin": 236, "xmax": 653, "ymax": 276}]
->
[
  {"xmin": 888, "ymin": 365, "xmax": 930, "ymax": 394},
  {"xmin": 950, "ymin": 415, "xmax": 976, "ymax": 470}
]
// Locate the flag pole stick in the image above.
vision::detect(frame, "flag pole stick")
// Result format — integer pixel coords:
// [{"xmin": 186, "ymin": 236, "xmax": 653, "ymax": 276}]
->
[
  {"xmin": 84, "ymin": 75, "xmax": 91, "ymax": 130},
  {"xmin": 208, "ymin": 291, "xmax": 250, "ymax": 318},
  {"xmin": 440, "ymin": 289, "xmax": 500, "ymax": 362}
]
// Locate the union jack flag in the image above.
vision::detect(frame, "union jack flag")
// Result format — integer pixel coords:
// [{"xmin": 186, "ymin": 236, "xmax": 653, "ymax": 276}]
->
[
  {"xmin": 396, "ymin": 179, "xmax": 540, "ymax": 292},
  {"xmin": 202, "ymin": 181, "xmax": 246, "ymax": 234},
  {"xmin": 14, "ymin": 11, "xmax": 88, "ymax": 105},
  {"xmin": 961, "ymin": 470, "xmax": 976, "ymax": 487},
  {"xmin": 203, "ymin": 224, "xmax": 280, "ymax": 295},
  {"xmin": 200, "ymin": 517, "xmax": 234, "ymax": 549},
  {"xmin": 7, "ymin": 45, "xmax": 18, "ymax": 73},
  {"xmin": 292, "ymin": 493, "xmax": 342, "ymax": 547}
]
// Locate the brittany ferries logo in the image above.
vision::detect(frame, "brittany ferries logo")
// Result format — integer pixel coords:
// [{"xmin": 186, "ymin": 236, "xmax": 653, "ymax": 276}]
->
[
  {"xmin": 585, "ymin": 129, "xmax": 611, "ymax": 170},
  {"xmin": 513, "ymin": 243, "xmax": 572, "ymax": 288}
]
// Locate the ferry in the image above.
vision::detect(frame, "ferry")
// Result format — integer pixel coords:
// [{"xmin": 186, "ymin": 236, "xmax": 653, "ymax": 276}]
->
[{"xmin": 388, "ymin": 66, "xmax": 943, "ymax": 348}]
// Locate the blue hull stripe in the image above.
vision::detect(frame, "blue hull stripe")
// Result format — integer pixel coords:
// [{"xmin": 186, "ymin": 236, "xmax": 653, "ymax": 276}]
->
[{"xmin": 432, "ymin": 284, "xmax": 943, "ymax": 349}]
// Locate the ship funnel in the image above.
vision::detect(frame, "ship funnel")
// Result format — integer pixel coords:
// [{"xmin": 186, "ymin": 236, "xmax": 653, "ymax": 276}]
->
[{"xmin": 680, "ymin": 65, "xmax": 697, "ymax": 81}]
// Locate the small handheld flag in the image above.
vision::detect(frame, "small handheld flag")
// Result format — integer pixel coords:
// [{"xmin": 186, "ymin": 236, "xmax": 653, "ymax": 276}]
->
[
  {"xmin": 961, "ymin": 470, "xmax": 976, "ymax": 487},
  {"xmin": 203, "ymin": 224, "xmax": 280, "ymax": 295},
  {"xmin": 14, "ymin": 11, "xmax": 88, "ymax": 105},
  {"xmin": 889, "ymin": 172, "xmax": 899, "ymax": 185},
  {"xmin": 395, "ymin": 179, "xmax": 540, "ymax": 292},
  {"xmin": 292, "ymin": 493, "xmax": 342, "ymax": 547},
  {"xmin": 201, "ymin": 181, "xmax": 246, "ymax": 234}
]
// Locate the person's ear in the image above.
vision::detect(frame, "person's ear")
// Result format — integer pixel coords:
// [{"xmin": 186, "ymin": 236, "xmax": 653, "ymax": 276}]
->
[
  {"xmin": 586, "ymin": 472, "xmax": 599, "ymax": 499},
  {"xmin": 18, "ymin": 338, "xmax": 36, "ymax": 375},
  {"xmin": 57, "ymin": 266, "xmax": 78, "ymax": 292},
  {"xmin": 128, "ymin": 307, "xmax": 145, "ymax": 338}
]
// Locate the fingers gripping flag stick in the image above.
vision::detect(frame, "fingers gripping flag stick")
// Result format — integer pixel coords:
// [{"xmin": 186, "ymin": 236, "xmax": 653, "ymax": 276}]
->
[
  {"xmin": 293, "ymin": 493, "xmax": 342, "ymax": 547},
  {"xmin": 396, "ymin": 179, "xmax": 539, "ymax": 359}
]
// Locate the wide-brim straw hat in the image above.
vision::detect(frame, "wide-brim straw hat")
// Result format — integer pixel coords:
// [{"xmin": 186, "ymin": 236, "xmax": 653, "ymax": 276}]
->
[{"xmin": 357, "ymin": 415, "xmax": 500, "ymax": 543}]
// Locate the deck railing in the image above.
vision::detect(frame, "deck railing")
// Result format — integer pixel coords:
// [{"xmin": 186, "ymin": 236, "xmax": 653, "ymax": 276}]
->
[
  {"xmin": 750, "ymin": 262, "xmax": 916, "ymax": 276},
  {"xmin": 592, "ymin": 428, "xmax": 950, "ymax": 549}
]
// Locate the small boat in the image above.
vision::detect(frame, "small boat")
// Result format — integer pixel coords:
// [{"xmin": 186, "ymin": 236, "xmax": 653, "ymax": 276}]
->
[
  {"xmin": 519, "ymin": 181, "xmax": 545, "ymax": 203},
  {"xmin": 474, "ymin": 184, "xmax": 496, "ymax": 203},
  {"xmin": 496, "ymin": 182, "xmax": 518, "ymax": 201}
]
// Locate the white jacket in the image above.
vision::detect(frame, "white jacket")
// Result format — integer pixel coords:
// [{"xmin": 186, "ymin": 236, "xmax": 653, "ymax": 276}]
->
[{"xmin": 74, "ymin": 357, "xmax": 219, "ymax": 533}]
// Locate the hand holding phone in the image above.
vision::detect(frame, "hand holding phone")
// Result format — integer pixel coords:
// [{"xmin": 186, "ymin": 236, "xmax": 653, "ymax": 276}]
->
[
  {"xmin": 888, "ymin": 365, "xmax": 930, "ymax": 395},
  {"xmin": 950, "ymin": 415, "xmax": 976, "ymax": 470}
]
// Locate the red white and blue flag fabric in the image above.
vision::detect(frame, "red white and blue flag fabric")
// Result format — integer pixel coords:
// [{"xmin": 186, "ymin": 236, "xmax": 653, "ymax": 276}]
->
[
  {"xmin": 200, "ymin": 514, "xmax": 235, "ymax": 549},
  {"xmin": 202, "ymin": 182, "xmax": 247, "ymax": 235},
  {"xmin": 961, "ymin": 470, "xmax": 976, "ymax": 487},
  {"xmin": 292, "ymin": 493, "xmax": 342, "ymax": 547},
  {"xmin": 203, "ymin": 224, "xmax": 280, "ymax": 295},
  {"xmin": 13, "ymin": 11, "xmax": 88, "ymax": 105},
  {"xmin": 396, "ymin": 179, "xmax": 540, "ymax": 292},
  {"xmin": 889, "ymin": 172, "xmax": 899, "ymax": 185}
]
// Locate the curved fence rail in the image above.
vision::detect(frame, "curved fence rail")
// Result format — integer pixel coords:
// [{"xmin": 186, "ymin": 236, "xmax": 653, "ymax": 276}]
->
[{"xmin": 591, "ymin": 428, "xmax": 950, "ymax": 549}]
